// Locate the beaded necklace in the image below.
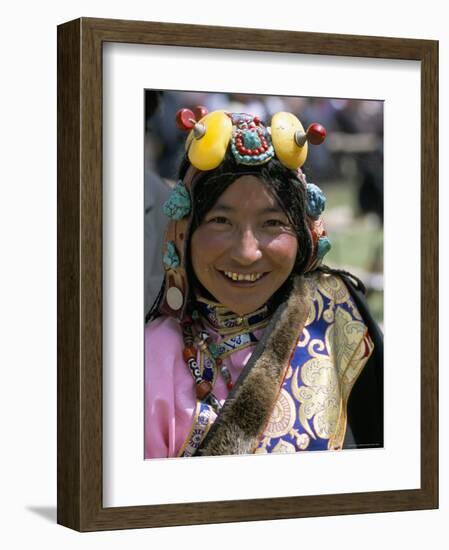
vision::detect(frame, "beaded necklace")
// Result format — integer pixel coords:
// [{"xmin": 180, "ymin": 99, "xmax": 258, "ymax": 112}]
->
[{"xmin": 181, "ymin": 300, "xmax": 271, "ymax": 414}]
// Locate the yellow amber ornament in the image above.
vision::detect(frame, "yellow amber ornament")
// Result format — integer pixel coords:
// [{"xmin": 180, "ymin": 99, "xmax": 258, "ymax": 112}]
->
[
  {"xmin": 186, "ymin": 111, "xmax": 232, "ymax": 171},
  {"xmin": 271, "ymin": 112, "xmax": 308, "ymax": 169}
]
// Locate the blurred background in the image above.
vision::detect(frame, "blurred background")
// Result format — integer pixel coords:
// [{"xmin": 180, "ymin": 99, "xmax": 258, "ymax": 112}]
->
[{"xmin": 145, "ymin": 90, "xmax": 384, "ymax": 326}]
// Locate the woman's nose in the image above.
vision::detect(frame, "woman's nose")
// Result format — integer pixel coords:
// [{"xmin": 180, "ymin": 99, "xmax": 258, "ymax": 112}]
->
[{"xmin": 230, "ymin": 228, "xmax": 262, "ymax": 265}]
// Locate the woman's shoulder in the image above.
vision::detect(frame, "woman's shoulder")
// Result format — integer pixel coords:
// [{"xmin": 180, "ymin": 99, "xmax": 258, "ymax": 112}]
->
[
  {"xmin": 305, "ymin": 268, "xmax": 383, "ymax": 341},
  {"xmin": 145, "ymin": 315, "xmax": 184, "ymax": 345},
  {"xmin": 145, "ymin": 315, "xmax": 186, "ymax": 372},
  {"xmin": 304, "ymin": 269, "xmax": 352, "ymax": 298},
  {"xmin": 302, "ymin": 269, "xmax": 370, "ymax": 321}
]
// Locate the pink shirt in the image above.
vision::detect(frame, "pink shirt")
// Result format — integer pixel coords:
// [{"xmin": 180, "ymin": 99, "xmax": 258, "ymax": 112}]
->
[{"xmin": 145, "ymin": 316, "xmax": 261, "ymax": 458}]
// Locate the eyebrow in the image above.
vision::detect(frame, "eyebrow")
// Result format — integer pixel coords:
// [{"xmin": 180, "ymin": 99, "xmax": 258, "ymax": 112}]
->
[{"xmin": 210, "ymin": 203, "xmax": 284, "ymax": 215}]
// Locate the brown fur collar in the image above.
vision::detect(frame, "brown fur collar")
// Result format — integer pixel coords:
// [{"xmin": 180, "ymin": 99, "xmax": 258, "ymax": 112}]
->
[{"xmin": 195, "ymin": 274, "xmax": 317, "ymax": 456}]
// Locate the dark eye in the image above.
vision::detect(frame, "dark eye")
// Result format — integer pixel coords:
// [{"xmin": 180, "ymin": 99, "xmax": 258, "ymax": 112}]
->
[
  {"xmin": 208, "ymin": 216, "xmax": 230, "ymax": 225},
  {"xmin": 264, "ymin": 219, "xmax": 285, "ymax": 227}
]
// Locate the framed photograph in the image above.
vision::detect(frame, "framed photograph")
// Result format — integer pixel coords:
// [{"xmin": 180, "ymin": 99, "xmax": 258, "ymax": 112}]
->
[{"xmin": 57, "ymin": 17, "xmax": 438, "ymax": 531}]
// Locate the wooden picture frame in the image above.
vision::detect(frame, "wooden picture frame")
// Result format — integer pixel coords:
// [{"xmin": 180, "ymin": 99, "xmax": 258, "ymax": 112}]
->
[{"xmin": 57, "ymin": 17, "xmax": 438, "ymax": 531}]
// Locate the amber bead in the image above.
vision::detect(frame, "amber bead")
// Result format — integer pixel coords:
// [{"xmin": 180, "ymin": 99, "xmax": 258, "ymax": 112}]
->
[
  {"xmin": 182, "ymin": 346, "xmax": 196, "ymax": 362},
  {"xmin": 196, "ymin": 380, "xmax": 212, "ymax": 400}
]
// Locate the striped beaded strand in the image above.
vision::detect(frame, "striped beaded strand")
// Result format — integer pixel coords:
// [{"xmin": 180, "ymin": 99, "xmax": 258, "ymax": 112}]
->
[{"xmin": 182, "ymin": 322, "xmax": 213, "ymax": 400}]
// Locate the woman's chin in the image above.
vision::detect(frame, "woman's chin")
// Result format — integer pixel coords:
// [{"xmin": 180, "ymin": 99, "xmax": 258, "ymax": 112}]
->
[{"xmin": 215, "ymin": 296, "xmax": 267, "ymax": 316}]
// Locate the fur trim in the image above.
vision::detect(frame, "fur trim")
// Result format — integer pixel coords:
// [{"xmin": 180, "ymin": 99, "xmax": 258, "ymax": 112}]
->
[{"xmin": 196, "ymin": 274, "xmax": 318, "ymax": 456}]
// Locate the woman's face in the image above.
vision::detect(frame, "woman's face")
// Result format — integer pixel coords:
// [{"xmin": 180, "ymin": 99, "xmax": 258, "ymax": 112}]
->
[{"xmin": 190, "ymin": 175, "xmax": 298, "ymax": 315}]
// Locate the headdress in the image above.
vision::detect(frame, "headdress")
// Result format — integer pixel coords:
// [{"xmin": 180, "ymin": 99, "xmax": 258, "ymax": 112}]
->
[{"xmin": 158, "ymin": 107, "xmax": 331, "ymax": 321}]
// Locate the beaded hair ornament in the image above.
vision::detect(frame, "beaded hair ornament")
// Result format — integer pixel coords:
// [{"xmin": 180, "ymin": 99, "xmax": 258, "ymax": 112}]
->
[{"xmin": 159, "ymin": 107, "xmax": 331, "ymax": 321}]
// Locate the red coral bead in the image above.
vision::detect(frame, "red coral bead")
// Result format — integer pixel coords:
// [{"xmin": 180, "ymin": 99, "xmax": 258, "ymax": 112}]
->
[
  {"xmin": 226, "ymin": 381, "xmax": 234, "ymax": 390},
  {"xmin": 193, "ymin": 105, "xmax": 208, "ymax": 120},
  {"xmin": 306, "ymin": 123, "xmax": 327, "ymax": 145},
  {"xmin": 176, "ymin": 109, "xmax": 195, "ymax": 131}
]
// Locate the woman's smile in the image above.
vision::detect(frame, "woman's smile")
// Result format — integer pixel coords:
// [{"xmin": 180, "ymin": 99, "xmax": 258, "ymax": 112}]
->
[
  {"xmin": 190, "ymin": 176, "xmax": 298, "ymax": 315},
  {"xmin": 219, "ymin": 269, "xmax": 268, "ymax": 285}
]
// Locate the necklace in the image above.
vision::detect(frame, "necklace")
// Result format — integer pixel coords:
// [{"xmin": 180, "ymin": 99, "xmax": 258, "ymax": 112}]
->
[
  {"xmin": 181, "ymin": 302, "xmax": 271, "ymax": 413},
  {"xmin": 181, "ymin": 319, "xmax": 222, "ymax": 413},
  {"xmin": 195, "ymin": 297, "xmax": 270, "ymax": 335}
]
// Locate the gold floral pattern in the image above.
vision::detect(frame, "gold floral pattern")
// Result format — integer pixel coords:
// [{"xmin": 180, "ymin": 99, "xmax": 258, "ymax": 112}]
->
[
  {"xmin": 272, "ymin": 439, "xmax": 297, "ymax": 453},
  {"xmin": 292, "ymin": 356, "xmax": 340, "ymax": 440},
  {"xmin": 325, "ymin": 306, "xmax": 367, "ymax": 379},
  {"xmin": 255, "ymin": 273, "xmax": 374, "ymax": 453},
  {"xmin": 319, "ymin": 273, "xmax": 350, "ymax": 303},
  {"xmin": 263, "ymin": 389, "xmax": 296, "ymax": 438}
]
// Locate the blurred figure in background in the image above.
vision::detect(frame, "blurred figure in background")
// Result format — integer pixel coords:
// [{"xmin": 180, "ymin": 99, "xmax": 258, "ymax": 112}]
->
[
  {"xmin": 332, "ymin": 99, "xmax": 383, "ymax": 221},
  {"xmin": 144, "ymin": 91, "xmax": 173, "ymax": 313}
]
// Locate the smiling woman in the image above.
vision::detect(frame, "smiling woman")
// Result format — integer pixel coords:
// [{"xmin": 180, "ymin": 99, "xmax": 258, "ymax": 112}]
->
[
  {"xmin": 191, "ymin": 176, "xmax": 298, "ymax": 316},
  {"xmin": 144, "ymin": 108, "xmax": 383, "ymax": 459}
]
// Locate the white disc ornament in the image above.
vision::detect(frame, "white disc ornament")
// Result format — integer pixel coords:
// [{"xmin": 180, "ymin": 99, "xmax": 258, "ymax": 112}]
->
[{"xmin": 166, "ymin": 287, "xmax": 184, "ymax": 311}]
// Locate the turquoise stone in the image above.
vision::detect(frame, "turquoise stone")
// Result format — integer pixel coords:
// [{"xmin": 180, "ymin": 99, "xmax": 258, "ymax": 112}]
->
[
  {"xmin": 306, "ymin": 183, "xmax": 326, "ymax": 219},
  {"xmin": 163, "ymin": 180, "xmax": 191, "ymax": 220},
  {"xmin": 163, "ymin": 241, "xmax": 180, "ymax": 269},
  {"xmin": 208, "ymin": 343, "xmax": 221, "ymax": 358},
  {"xmin": 243, "ymin": 130, "xmax": 261, "ymax": 149},
  {"xmin": 317, "ymin": 236, "xmax": 332, "ymax": 259},
  {"xmin": 231, "ymin": 131, "xmax": 274, "ymax": 165}
]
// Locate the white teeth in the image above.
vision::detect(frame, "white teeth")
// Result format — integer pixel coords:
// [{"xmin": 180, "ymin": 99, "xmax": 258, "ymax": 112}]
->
[{"xmin": 224, "ymin": 271, "xmax": 263, "ymax": 282}]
